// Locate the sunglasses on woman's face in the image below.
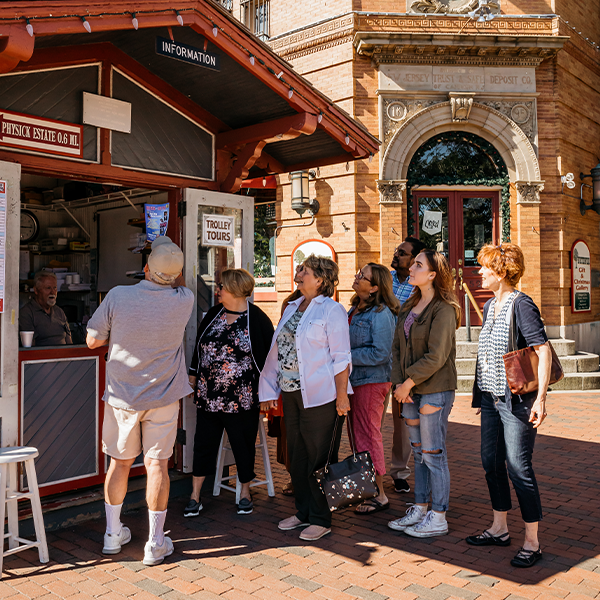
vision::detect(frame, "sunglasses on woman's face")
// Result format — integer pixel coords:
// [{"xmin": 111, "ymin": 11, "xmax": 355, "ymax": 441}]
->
[{"xmin": 217, "ymin": 283, "xmax": 223, "ymax": 290}]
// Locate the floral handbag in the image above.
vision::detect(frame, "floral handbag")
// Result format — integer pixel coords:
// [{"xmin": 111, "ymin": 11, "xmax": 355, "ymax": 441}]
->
[{"xmin": 313, "ymin": 415, "xmax": 378, "ymax": 512}]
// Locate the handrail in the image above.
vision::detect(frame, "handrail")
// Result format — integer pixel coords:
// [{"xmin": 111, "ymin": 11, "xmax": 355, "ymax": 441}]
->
[{"xmin": 462, "ymin": 282, "xmax": 483, "ymax": 321}]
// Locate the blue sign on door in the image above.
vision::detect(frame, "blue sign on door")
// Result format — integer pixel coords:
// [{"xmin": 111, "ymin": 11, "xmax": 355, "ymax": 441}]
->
[{"xmin": 156, "ymin": 37, "xmax": 220, "ymax": 72}]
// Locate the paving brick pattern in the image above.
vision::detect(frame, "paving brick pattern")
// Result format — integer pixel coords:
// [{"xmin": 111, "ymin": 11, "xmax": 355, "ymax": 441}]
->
[{"xmin": 3, "ymin": 392, "xmax": 600, "ymax": 600}]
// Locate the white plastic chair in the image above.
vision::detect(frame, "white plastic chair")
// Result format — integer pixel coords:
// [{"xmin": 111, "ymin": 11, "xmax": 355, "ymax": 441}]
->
[
  {"xmin": 0, "ymin": 447, "xmax": 49, "ymax": 575},
  {"xmin": 212, "ymin": 417, "xmax": 275, "ymax": 503}
]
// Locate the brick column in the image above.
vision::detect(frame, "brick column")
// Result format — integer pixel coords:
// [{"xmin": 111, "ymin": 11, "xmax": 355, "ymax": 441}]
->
[
  {"xmin": 515, "ymin": 181, "xmax": 544, "ymax": 310},
  {"xmin": 378, "ymin": 179, "xmax": 407, "ymax": 268}
]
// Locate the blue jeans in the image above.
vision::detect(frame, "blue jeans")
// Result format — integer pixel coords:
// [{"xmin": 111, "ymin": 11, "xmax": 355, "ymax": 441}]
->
[
  {"xmin": 402, "ymin": 391, "xmax": 455, "ymax": 512},
  {"xmin": 480, "ymin": 391, "xmax": 542, "ymax": 523}
]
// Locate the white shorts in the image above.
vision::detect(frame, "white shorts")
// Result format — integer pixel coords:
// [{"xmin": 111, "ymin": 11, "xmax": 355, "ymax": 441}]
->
[{"xmin": 102, "ymin": 401, "xmax": 179, "ymax": 460}]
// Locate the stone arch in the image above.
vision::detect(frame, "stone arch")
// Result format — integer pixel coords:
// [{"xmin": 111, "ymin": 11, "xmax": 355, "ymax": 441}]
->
[{"xmin": 381, "ymin": 101, "xmax": 542, "ymax": 193}]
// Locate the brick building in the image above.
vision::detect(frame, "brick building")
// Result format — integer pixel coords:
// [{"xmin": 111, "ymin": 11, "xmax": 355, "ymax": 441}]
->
[{"xmin": 231, "ymin": 0, "xmax": 600, "ymax": 358}]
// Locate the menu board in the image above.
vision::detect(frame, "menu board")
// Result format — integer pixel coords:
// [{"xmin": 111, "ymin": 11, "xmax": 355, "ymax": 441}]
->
[{"xmin": 0, "ymin": 180, "xmax": 6, "ymax": 313}]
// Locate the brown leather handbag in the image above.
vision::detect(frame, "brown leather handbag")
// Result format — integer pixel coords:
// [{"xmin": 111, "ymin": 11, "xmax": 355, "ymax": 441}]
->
[{"xmin": 503, "ymin": 306, "xmax": 564, "ymax": 395}]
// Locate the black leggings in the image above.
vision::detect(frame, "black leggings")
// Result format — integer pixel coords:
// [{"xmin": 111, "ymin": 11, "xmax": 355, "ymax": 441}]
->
[{"xmin": 192, "ymin": 407, "xmax": 259, "ymax": 484}]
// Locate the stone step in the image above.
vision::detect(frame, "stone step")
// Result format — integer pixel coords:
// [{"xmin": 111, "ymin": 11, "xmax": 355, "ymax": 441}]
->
[
  {"xmin": 548, "ymin": 339, "xmax": 576, "ymax": 356},
  {"xmin": 457, "ymin": 338, "xmax": 577, "ymax": 358},
  {"xmin": 456, "ymin": 327, "xmax": 481, "ymax": 342},
  {"xmin": 457, "ymin": 371, "xmax": 600, "ymax": 392},
  {"xmin": 455, "ymin": 352, "xmax": 600, "ymax": 375}
]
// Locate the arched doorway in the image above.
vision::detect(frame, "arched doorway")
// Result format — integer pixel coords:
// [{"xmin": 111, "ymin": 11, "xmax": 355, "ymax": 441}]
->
[{"xmin": 406, "ymin": 132, "xmax": 509, "ymax": 324}]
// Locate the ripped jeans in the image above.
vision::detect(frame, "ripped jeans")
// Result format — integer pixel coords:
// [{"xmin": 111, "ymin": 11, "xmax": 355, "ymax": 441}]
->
[{"xmin": 402, "ymin": 390, "xmax": 455, "ymax": 512}]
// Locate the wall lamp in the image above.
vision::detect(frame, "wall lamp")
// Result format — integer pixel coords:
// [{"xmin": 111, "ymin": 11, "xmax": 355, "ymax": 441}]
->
[
  {"xmin": 561, "ymin": 163, "xmax": 600, "ymax": 215},
  {"xmin": 290, "ymin": 170, "xmax": 320, "ymax": 217}
]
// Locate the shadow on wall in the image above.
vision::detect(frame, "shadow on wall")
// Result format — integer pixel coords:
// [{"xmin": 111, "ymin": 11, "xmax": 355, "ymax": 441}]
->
[{"xmin": 315, "ymin": 178, "xmax": 334, "ymax": 238}]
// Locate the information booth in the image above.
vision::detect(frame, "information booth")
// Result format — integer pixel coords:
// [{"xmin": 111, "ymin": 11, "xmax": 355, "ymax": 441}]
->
[{"xmin": 0, "ymin": 1, "xmax": 379, "ymax": 498}]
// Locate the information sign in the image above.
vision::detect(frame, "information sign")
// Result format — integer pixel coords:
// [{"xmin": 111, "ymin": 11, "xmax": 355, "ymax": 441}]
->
[
  {"xmin": 572, "ymin": 239, "xmax": 591, "ymax": 313},
  {"xmin": 156, "ymin": 37, "xmax": 220, "ymax": 72}
]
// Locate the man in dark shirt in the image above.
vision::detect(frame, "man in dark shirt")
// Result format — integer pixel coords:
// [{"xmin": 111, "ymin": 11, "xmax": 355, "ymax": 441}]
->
[{"xmin": 19, "ymin": 271, "xmax": 72, "ymax": 346}]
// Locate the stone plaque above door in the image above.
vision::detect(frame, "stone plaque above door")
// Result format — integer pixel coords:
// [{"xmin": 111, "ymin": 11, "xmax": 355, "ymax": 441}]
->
[{"xmin": 379, "ymin": 65, "xmax": 536, "ymax": 93}]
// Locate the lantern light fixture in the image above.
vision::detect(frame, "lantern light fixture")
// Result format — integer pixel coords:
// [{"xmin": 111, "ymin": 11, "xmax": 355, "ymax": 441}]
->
[
  {"xmin": 561, "ymin": 164, "xmax": 600, "ymax": 215},
  {"xmin": 290, "ymin": 170, "xmax": 320, "ymax": 217}
]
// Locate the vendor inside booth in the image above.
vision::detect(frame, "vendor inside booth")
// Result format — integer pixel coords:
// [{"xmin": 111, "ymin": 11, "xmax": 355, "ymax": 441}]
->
[{"xmin": 0, "ymin": 1, "xmax": 379, "ymax": 501}]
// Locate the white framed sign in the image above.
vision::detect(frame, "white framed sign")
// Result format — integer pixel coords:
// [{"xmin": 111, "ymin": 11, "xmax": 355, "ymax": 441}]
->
[
  {"xmin": 572, "ymin": 239, "xmax": 591, "ymax": 313},
  {"xmin": 202, "ymin": 214, "xmax": 235, "ymax": 247},
  {"xmin": 422, "ymin": 210, "xmax": 443, "ymax": 235},
  {"xmin": 83, "ymin": 92, "xmax": 132, "ymax": 133}
]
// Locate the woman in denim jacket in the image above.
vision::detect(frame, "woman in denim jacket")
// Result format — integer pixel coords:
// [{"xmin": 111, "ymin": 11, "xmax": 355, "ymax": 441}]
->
[{"xmin": 348, "ymin": 264, "xmax": 400, "ymax": 515}]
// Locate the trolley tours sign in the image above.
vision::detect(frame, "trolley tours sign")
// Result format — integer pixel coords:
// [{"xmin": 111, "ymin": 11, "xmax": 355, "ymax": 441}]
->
[
  {"xmin": 0, "ymin": 110, "xmax": 83, "ymax": 158},
  {"xmin": 202, "ymin": 214, "xmax": 235, "ymax": 247},
  {"xmin": 572, "ymin": 239, "xmax": 591, "ymax": 313}
]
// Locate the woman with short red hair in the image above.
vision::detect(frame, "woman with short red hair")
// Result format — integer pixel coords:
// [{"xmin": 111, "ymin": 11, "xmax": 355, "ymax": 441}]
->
[{"xmin": 466, "ymin": 243, "xmax": 552, "ymax": 569}]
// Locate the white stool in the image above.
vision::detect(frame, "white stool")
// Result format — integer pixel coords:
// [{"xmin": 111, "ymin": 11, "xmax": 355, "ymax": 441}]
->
[
  {"xmin": 213, "ymin": 417, "xmax": 275, "ymax": 503},
  {"xmin": 0, "ymin": 447, "xmax": 49, "ymax": 575}
]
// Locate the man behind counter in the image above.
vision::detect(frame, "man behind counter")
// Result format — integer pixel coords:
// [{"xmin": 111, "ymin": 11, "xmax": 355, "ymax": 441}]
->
[{"xmin": 19, "ymin": 271, "xmax": 72, "ymax": 346}]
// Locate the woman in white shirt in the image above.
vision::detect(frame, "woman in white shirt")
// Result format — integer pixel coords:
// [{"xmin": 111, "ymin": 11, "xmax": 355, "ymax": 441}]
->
[{"xmin": 259, "ymin": 255, "xmax": 352, "ymax": 541}]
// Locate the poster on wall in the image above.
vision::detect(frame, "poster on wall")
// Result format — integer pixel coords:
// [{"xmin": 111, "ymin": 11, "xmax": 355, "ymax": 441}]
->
[
  {"xmin": 572, "ymin": 239, "xmax": 591, "ymax": 313},
  {"xmin": 0, "ymin": 180, "xmax": 6, "ymax": 313}
]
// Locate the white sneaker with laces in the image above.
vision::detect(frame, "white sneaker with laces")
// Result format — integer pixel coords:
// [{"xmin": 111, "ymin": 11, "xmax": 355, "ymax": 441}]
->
[
  {"xmin": 143, "ymin": 535, "xmax": 174, "ymax": 566},
  {"xmin": 388, "ymin": 505, "xmax": 427, "ymax": 531},
  {"xmin": 404, "ymin": 510, "xmax": 448, "ymax": 538},
  {"xmin": 102, "ymin": 526, "xmax": 132, "ymax": 555}
]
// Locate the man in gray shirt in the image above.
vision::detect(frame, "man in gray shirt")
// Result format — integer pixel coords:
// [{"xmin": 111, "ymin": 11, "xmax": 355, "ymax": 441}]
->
[{"xmin": 87, "ymin": 236, "xmax": 193, "ymax": 566}]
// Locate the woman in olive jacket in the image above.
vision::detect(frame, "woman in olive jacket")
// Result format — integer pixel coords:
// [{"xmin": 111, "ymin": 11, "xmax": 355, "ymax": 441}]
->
[{"xmin": 387, "ymin": 249, "xmax": 460, "ymax": 538}]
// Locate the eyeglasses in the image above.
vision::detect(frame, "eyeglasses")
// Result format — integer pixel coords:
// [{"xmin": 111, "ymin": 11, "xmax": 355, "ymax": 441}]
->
[
  {"xmin": 496, "ymin": 245, "xmax": 505, "ymax": 256},
  {"xmin": 217, "ymin": 283, "xmax": 224, "ymax": 290},
  {"xmin": 355, "ymin": 270, "xmax": 372, "ymax": 283},
  {"xmin": 394, "ymin": 248, "xmax": 411, "ymax": 258}
]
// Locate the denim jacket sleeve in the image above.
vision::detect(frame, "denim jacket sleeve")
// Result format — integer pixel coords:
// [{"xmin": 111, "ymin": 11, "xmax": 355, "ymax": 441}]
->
[{"xmin": 351, "ymin": 307, "xmax": 395, "ymax": 368}]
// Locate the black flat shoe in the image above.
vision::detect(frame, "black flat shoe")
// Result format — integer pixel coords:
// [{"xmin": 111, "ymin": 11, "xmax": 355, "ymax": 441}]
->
[
  {"xmin": 237, "ymin": 497, "xmax": 253, "ymax": 515},
  {"xmin": 184, "ymin": 498, "xmax": 203, "ymax": 518},
  {"xmin": 510, "ymin": 547, "xmax": 542, "ymax": 568},
  {"xmin": 466, "ymin": 530, "xmax": 511, "ymax": 546}
]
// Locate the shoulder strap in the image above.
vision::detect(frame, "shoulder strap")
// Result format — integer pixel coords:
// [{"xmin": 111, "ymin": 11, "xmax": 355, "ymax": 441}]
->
[
  {"xmin": 507, "ymin": 292, "xmax": 520, "ymax": 352},
  {"xmin": 324, "ymin": 414, "xmax": 356, "ymax": 472}
]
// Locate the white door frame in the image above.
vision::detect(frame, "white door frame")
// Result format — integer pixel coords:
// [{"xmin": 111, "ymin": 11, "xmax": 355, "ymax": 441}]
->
[
  {"xmin": 0, "ymin": 161, "xmax": 21, "ymax": 447},
  {"xmin": 181, "ymin": 189, "xmax": 254, "ymax": 472}
]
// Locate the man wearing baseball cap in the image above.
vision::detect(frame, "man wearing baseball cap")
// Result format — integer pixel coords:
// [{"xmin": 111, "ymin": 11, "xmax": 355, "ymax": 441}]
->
[{"xmin": 86, "ymin": 236, "xmax": 194, "ymax": 566}]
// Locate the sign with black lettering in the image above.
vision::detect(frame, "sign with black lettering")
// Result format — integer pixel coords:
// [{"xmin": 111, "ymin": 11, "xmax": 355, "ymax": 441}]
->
[
  {"xmin": 422, "ymin": 210, "xmax": 443, "ymax": 235},
  {"xmin": 0, "ymin": 109, "xmax": 83, "ymax": 157},
  {"xmin": 156, "ymin": 37, "xmax": 220, "ymax": 72},
  {"xmin": 572, "ymin": 239, "xmax": 591, "ymax": 313},
  {"xmin": 202, "ymin": 214, "xmax": 235, "ymax": 247}
]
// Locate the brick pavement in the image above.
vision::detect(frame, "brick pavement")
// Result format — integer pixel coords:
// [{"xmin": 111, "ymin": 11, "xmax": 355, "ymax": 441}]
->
[{"xmin": 3, "ymin": 392, "xmax": 600, "ymax": 600}]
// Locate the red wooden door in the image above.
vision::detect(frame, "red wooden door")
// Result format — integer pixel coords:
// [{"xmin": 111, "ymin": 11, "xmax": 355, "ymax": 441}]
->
[{"xmin": 412, "ymin": 190, "xmax": 499, "ymax": 325}]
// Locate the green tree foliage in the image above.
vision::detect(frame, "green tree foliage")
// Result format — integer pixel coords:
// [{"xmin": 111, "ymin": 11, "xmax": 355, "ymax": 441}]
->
[{"xmin": 254, "ymin": 203, "xmax": 275, "ymax": 277}]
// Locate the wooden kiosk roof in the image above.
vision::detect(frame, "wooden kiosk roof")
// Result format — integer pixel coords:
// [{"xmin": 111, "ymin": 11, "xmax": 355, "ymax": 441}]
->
[{"xmin": 0, "ymin": 1, "xmax": 380, "ymax": 192}]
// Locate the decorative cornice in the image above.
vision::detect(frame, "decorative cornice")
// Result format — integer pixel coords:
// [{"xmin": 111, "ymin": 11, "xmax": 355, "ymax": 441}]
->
[
  {"xmin": 515, "ymin": 180, "xmax": 544, "ymax": 204},
  {"xmin": 377, "ymin": 179, "xmax": 407, "ymax": 203},
  {"xmin": 355, "ymin": 31, "xmax": 567, "ymax": 67}
]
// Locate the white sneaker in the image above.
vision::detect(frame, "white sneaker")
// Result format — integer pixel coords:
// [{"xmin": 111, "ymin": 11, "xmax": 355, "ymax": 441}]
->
[
  {"xmin": 143, "ymin": 536, "xmax": 174, "ymax": 566},
  {"xmin": 102, "ymin": 526, "xmax": 131, "ymax": 555},
  {"xmin": 388, "ymin": 505, "xmax": 427, "ymax": 531},
  {"xmin": 404, "ymin": 510, "xmax": 448, "ymax": 538}
]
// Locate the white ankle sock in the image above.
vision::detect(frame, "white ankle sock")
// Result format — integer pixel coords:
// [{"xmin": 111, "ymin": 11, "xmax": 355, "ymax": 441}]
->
[
  {"xmin": 105, "ymin": 502, "xmax": 123, "ymax": 535},
  {"xmin": 148, "ymin": 509, "xmax": 167, "ymax": 545}
]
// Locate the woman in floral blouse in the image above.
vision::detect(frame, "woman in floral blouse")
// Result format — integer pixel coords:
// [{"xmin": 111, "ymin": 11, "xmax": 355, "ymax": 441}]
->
[{"xmin": 186, "ymin": 269, "xmax": 274, "ymax": 517}]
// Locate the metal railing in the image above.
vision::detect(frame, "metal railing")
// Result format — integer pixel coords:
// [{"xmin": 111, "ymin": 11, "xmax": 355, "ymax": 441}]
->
[
  {"xmin": 240, "ymin": 0, "xmax": 270, "ymax": 40},
  {"xmin": 213, "ymin": 0, "xmax": 233, "ymax": 11},
  {"xmin": 462, "ymin": 282, "xmax": 483, "ymax": 342}
]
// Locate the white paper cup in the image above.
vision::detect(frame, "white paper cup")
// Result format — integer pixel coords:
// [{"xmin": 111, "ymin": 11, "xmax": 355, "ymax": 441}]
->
[
  {"xmin": 72, "ymin": 273, "xmax": 80, "ymax": 284},
  {"xmin": 65, "ymin": 275, "xmax": 73, "ymax": 284},
  {"xmin": 20, "ymin": 331, "xmax": 34, "ymax": 347}
]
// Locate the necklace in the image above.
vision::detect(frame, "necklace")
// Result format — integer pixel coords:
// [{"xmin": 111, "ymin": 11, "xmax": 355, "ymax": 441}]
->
[{"xmin": 224, "ymin": 308, "xmax": 246, "ymax": 315}]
